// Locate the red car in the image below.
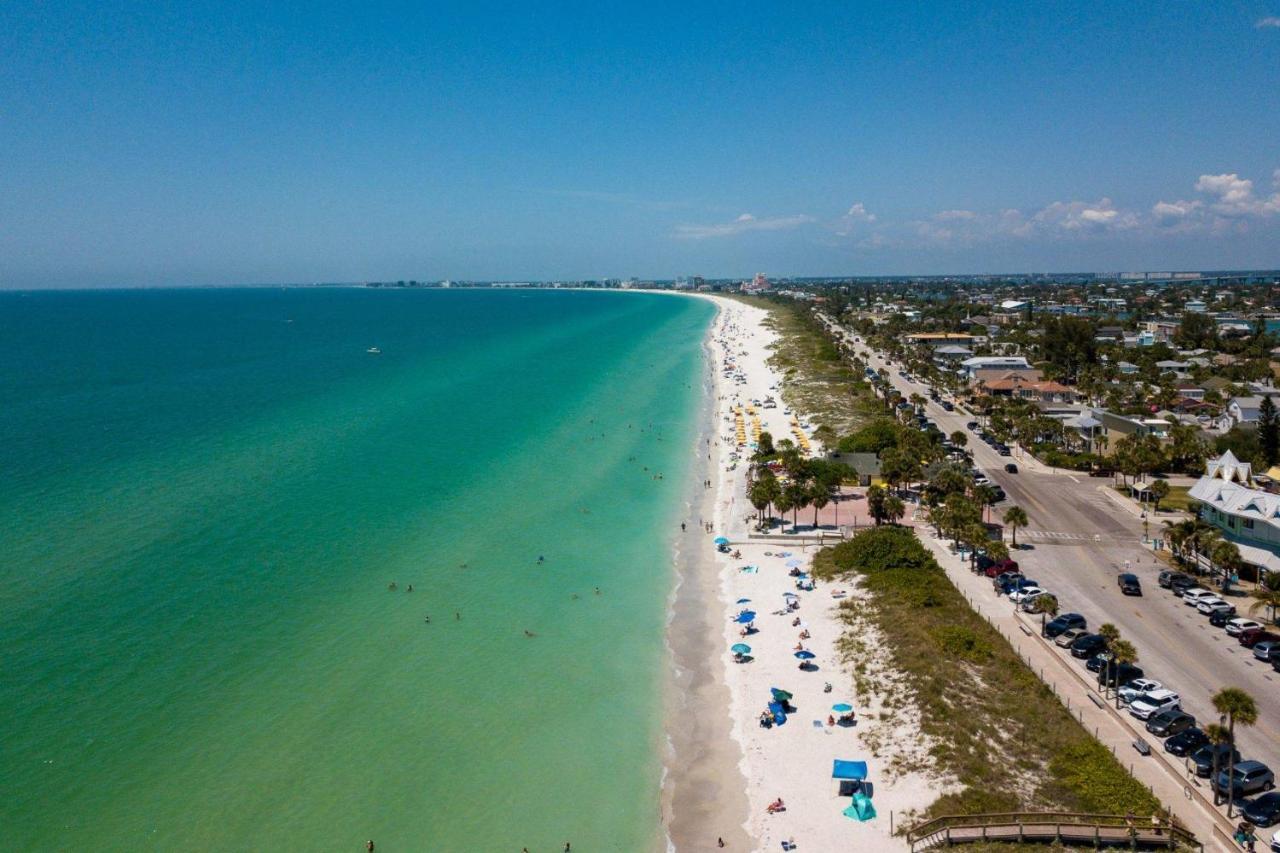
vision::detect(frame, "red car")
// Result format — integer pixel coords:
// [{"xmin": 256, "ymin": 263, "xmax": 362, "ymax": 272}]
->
[
  {"xmin": 984, "ymin": 559, "xmax": 1020, "ymax": 578},
  {"xmin": 1239, "ymin": 628, "xmax": 1280, "ymax": 648}
]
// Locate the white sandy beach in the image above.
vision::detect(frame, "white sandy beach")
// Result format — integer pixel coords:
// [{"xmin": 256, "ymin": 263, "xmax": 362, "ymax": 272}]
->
[{"xmin": 674, "ymin": 294, "xmax": 946, "ymax": 852}]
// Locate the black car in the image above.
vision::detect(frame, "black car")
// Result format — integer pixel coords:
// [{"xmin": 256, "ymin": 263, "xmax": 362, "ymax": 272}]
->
[
  {"xmin": 993, "ymin": 571, "xmax": 1022, "ymax": 591},
  {"xmin": 1045, "ymin": 613, "xmax": 1087, "ymax": 638},
  {"xmin": 1243, "ymin": 792, "xmax": 1280, "ymax": 828},
  {"xmin": 1097, "ymin": 660, "xmax": 1142, "ymax": 685},
  {"xmin": 1191, "ymin": 743, "xmax": 1242, "ymax": 778},
  {"xmin": 941, "ymin": 401, "xmax": 954, "ymax": 411},
  {"xmin": 1146, "ymin": 709, "xmax": 1196, "ymax": 738},
  {"xmin": 966, "ymin": 421, "xmax": 978, "ymax": 430},
  {"xmin": 1070, "ymin": 633, "xmax": 1109, "ymax": 659},
  {"xmin": 976, "ymin": 554, "xmax": 996, "ymax": 572},
  {"xmin": 1164, "ymin": 727, "xmax": 1209, "ymax": 757},
  {"xmin": 1158, "ymin": 570, "xmax": 1192, "ymax": 589},
  {"xmin": 1004, "ymin": 462, "xmax": 1018, "ymax": 473},
  {"xmin": 989, "ymin": 486, "xmax": 1007, "ymax": 502},
  {"xmin": 1117, "ymin": 573, "xmax": 1142, "ymax": 595},
  {"xmin": 1209, "ymin": 609, "xmax": 1237, "ymax": 627},
  {"xmin": 998, "ymin": 446, "xmax": 1013, "ymax": 457},
  {"xmin": 1170, "ymin": 575, "xmax": 1197, "ymax": 594}
]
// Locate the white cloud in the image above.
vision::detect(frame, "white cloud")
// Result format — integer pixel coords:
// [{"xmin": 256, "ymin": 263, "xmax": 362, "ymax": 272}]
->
[
  {"xmin": 673, "ymin": 213, "xmax": 815, "ymax": 240},
  {"xmin": 1024, "ymin": 198, "xmax": 1139, "ymax": 234},
  {"xmin": 844, "ymin": 203, "xmax": 876, "ymax": 222},
  {"xmin": 1194, "ymin": 172, "xmax": 1280, "ymax": 217},
  {"xmin": 1257, "ymin": 16, "xmax": 1280, "ymax": 28}
]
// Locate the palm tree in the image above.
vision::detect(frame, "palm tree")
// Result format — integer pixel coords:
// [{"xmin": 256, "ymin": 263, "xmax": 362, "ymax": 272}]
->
[
  {"xmin": 1212, "ymin": 687, "xmax": 1260, "ymax": 817},
  {"xmin": 1003, "ymin": 506, "xmax": 1028, "ymax": 548},
  {"xmin": 1034, "ymin": 593, "xmax": 1058, "ymax": 635},
  {"xmin": 1108, "ymin": 639, "xmax": 1137, "ymax": 708},
  {"xmin": 949, "ymin": 430, "xmax": 968, "ymax": 449},
  {"xmin": 783, "ymin": 481, "xmax": 808, "ymax": 529},
  {"xmin": 748, "ymin": 479, "xmax": 772, "ymax": 526},
  {"xmin": 1249, "ymin": 574, "xmax": 1280, "ymax": 624},
  {"xmin": 1205, "ymin": 723, "xmax": 1231, "ymax": 806},
  {"xmin": 808, "ymin": 480, "xmax": 831, "ymax": 529},
  {"xmin": 883, "ymin": 494, "xmax": 906, "ymax": 525}
]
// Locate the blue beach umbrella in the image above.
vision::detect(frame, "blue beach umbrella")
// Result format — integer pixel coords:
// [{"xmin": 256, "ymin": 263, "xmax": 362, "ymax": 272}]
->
[
  {"xmin": 831, "ymin": 703, "xmax": 854, "ymax": 714},
  {"xmin": 713, "ymin": 537, "xmax": 730, "ymax": 545},
  {"xmin": 794, "ymin": 650, "xmax": 816, "ymax": 660},
  {"xmin": 734, "ymin": 611, "xmax": 757, "ymax": 623},
  {"xmin": 736, "ymin": 598, "xmax": 752, "ymax": 604},
  {"xmin": 731, "ymin": 643, "xmax": 751, "ymax": 655}
]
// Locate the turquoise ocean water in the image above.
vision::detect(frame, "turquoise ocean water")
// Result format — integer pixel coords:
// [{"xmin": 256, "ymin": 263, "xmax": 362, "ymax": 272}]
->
[{"xmin": 0, "ymin": 288, "xmax": 713, "ymax": 851}]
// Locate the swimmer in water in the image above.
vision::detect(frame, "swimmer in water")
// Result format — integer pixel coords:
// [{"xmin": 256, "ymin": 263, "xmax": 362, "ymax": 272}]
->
[{"xmin": 406, "ymin": 584, "xmax": 413, "ymax": 592}]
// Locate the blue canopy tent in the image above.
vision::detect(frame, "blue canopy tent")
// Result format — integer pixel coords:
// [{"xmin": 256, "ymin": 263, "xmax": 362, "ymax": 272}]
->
[
  {"xmin": 831, "ymin": 760, "xmax": 867, "ymax": 780},
  {"xmin": 713, "ymin": 537, "xmax": 730, "ymax": 545}
]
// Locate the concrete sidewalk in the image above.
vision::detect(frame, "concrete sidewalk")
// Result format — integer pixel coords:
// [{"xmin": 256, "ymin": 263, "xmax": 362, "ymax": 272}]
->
[{"xmin": 919, "ymin": 532, "xmax": 1241, "ymax": 853}]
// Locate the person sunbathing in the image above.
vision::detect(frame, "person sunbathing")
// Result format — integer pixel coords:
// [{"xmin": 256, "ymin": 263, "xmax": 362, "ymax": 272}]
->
[{"xmin": 766, "ymin": 798, "xmax": 785, "ymax": 813}]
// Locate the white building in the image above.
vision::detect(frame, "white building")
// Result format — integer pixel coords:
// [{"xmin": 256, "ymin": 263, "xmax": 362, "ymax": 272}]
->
[{"xmin": 959, "ymin": 355, "xmax": 1031, "ymax": 379}]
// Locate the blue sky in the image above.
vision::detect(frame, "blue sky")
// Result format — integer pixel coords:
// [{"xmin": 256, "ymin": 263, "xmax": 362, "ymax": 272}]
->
[{"xmin": 2, "ymin": 1, "xmax": 1279, "ymax": 286}]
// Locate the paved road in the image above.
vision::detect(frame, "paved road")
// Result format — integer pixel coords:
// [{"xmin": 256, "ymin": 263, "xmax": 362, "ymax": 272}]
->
[{"xmin": 831, "ymin": 321, "xmax": 1279, "ymax": 781}]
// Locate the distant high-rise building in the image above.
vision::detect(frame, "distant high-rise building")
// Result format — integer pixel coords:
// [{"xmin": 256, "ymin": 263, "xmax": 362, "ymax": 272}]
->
[{"xmin": 744, "ymin": 272, "xmax": 770, "ymax": 293}]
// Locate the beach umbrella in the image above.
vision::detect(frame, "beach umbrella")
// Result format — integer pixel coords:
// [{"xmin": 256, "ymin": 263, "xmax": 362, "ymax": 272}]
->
[
  {"xmin": 731, "ymin": 643, "xmax": 751, "ymax": 655},
  {"xmin": 785, "ymin": 558, "xmax": 803, "ymax": 568},
  {"xmin": 831, "ymin": 703, "xmax": 854, "ymax": 714},
  {"xmin": 782, "ymin": 591, "xmax": 798, "ymax": 599},
  {"xmin": 770, "ymin": 687, "xmax": 793, "ymax": 701},
  {"xmin": 713, "ymin": 536, "xmax": 730, "ymax": 545},
  {"xmin": 734, "ymin": 611, "xmax": 757, "ymax": 624},
  {"xmin": 736, "ymin": 598, "xmax": 752, "ymax": 604},
  {"xmin": 794, "ymin": 650, "xmax": 816, "ymax": 660}
]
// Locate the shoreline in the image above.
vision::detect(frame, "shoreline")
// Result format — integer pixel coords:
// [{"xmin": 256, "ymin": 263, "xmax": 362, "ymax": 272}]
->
[{"xmin": 661, "ymin": 297, "xmax": 752, "ymax": 852}]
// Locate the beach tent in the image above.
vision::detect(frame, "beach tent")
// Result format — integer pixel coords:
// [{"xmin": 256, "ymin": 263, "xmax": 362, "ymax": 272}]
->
[
  {"xmin": 766, "ymin": 701, "xmax": 787, "ymax": 725},
  {"xmin": 831, "ymin": 760, "xmax": 868, "ymax": 780},
  {"xmin": 843, "ymin": 792, "xmax": 877, "ymax": 822},
  {"xmin": 713, "ymin": 537, "xmax": 730, "ymax": 545}
]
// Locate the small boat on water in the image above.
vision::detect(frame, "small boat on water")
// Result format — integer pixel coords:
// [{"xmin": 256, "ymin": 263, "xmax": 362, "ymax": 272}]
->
[{"xmin": 366, "ymin": 346, "xmax": 382, "ymax": 354}]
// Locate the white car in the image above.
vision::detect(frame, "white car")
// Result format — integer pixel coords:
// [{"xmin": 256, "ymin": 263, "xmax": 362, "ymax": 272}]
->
[
  {"xmin": 1195, "ymin": 596, "xmax": 1228, "ymax": 614},
  {"xmin": 1008, "ymin": 586, "xmax": 1047, "ymax": 606},
  {"xmin": 1181, "ymin": 588, "xmax": 1216, "ymax": 606},
  {"xmin": 1128, "ymin": 689, "xmax": 1180, "ymax": 720},
  {"xmin": 1117, "ymin": 678, "xmax": 1163, "ymax": 706},
  {"xmin": 1226, "ymin": 618, "xmax": 1263, "ymax": 636}
]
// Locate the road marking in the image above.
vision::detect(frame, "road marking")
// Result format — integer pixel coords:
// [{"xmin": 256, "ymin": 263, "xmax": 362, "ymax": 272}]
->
[{"xmin": 1069, "ymin": 476, "xmax": 1080, "ymax": 483}]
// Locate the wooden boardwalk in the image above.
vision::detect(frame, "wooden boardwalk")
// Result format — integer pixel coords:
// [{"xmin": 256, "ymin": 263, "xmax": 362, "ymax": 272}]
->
[{"xmin": 907, "ymin": 812, "xmax": 1201, "ymax": 851}]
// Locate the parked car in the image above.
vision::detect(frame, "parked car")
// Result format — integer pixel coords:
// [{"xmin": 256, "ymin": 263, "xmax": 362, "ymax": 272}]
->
[
  {"xmin": 1117, "ymin": 678, "xmax": 1163, "ymax": 705},
  {"xmin": 993, "ymin": 558, "xmax": 1019, "ymax": 573},
  {"xmin": 990, "ymin": 486, "xmax": 1007, "ymax": 501},
  {"xmin": 975, "ymin": 553, "xmax": 996, "ymax": 572},
  {"xmin": 1209, "ymin": 609, "xmax": 1237, "ymax": 627},
  {"xmin": 1254, "ymin": 640, "xmax": 1280, "ymax": 662},
  {"xmin": 1191, "ymin": 743, "xmax": 1241, "ymax": 778},
  {"xmin": 1243, "ymin": 792, "xmax": 1280, "ymax": 828},
  {"xmin": 1157, "ymin": 570, "xmax": 1184, "ymax": 588},
  {"xmin": 1086, "ymin": 653, "xmax": 1113, "ymax": 674},
  {"xmin": 1241, "ymin": 629, "xmax": 1280, "ymax": 648},
  {"xmin": 1054, "ymin": 628, "xmax": 1089, "ymax": 648},
  {"xmin": 1227, "ymin": 618, "xmax": 1264, "ymax": 637},
  {"xmin": 1004, "ymin": 462, "xmax": 1018, "ymax": 473},
  {"xmin": 993, "ymin": 571, "xmax": 1022, "ymax": 591},
  {"xmin": 941, "ymin": 401, "xmax": 954, "ymax": 411},
  {"xmin": 1128, "ymin": 688, "xmax": 1180, "ymax": 720},
  {"xmin": 1008, "ymin": 586, "xmax": 1046, "ymax": 606},
  {"xmin": 1089, "ymin": 468, "xmax": 1115, "ymax": 477},
  {"xmin": 1269, "ymin": 827, "xmax": 1279, "ymax": 852},
  {"xmin": 997, "ymin": 446, "xmax": 1012, "ymax": 457},
  {"xmin": 966, "ymin": 421, "xmax": 979, "ymax": 430},
  {"xmin": 1214, "ymin": 761, "xmax": 1276, "ymax": 798},
  {"xmin": 1044, "ymin": 613, "xmax": 1087, "ymax": 638},
  {"xmin": 1182, "ymin": 588, "xmax": 1217, "ymax": 606},
  {"xmin": 1170, "ymin": 575, "xmax": 1197, "ymax": 594},
  {"xmin": 1070, "ymin": 633, "xmax": 1109, "ymax": 659},
  {"xmin": 1146, "ymin": 709, "xmax": 1196, "ymax": 738},
  {"xmin": 1163, "ymin": 727, "xmax": 1209, "ymax": 757},
  {"xmin": 1096, "ymin": 661, "xmax": 1144, "ymax": 687},
  {"xmin": 1117, "ymin": 573, "xmax": 1142, "ymax": 595},
  {"xmin": 1196, "ymin": 596, "xmax": 1230, "ymax": 615}
]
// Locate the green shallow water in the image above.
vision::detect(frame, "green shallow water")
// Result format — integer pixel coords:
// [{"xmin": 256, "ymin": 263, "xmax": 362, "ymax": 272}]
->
[{"xmin": 0, "ymin": 287, "xmax": 713, "ymax": 851}]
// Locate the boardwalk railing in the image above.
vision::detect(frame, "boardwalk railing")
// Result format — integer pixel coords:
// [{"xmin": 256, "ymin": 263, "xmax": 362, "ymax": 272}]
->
[{"xmin": 905, "ymin": 811, "xmax": 1201, "ymax": 851}]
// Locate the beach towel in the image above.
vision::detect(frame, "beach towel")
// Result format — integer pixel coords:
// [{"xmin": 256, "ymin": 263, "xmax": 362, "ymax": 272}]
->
[{"xmin": 843, "ymin": 792, "xmax": 877, "ymax": 822}]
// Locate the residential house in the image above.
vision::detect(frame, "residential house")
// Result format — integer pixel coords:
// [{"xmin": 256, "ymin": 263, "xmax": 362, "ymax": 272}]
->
[
  {"xmin": 977, "ymin": 375, "xmax": 1082, "ymax": 404},
  {"xmin": 826, "ymin": 452, "xmax": 881, "ymax": 487},
  {"xmin": 1064, "ymin": 408, "xmax": 1170, "ymax": 453},
  {"xmin": 1117, "ymin": 361, "xmax": 1139, "ymax": 375},
  {"xmin": 1188, "ymin": 450, "xmax": 1280, "ymax": 580}
]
